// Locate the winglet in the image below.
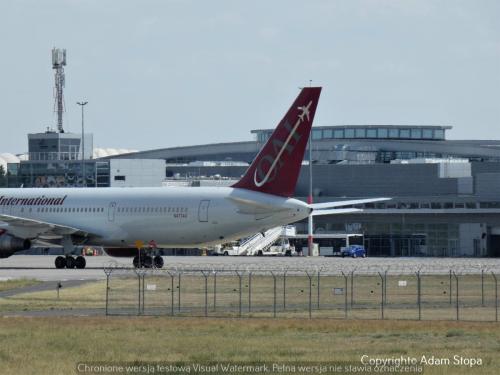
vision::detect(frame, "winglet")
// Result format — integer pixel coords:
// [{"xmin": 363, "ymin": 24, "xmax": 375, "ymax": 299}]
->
[{"xmin": 232, "ymin": 87, "xmax": 322, "ymax": 197}]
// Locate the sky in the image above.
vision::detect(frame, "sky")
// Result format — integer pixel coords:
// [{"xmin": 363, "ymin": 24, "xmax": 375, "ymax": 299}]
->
[{"xmin": 0, "ymin": 0, "xmax": 499, "ymax": 154}]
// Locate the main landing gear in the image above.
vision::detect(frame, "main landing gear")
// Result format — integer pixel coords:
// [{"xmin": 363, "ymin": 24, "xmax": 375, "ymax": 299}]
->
[
  {"xmin": 55, "ymin": 255, "xmax": 86, "ymax": 269},
  {"xmin": 133, "ymin": 253, "xmax": 164, "ymax": 269},
  {"xmin": 54, "ymin": 235, "xmax": 87, "ymax": 269}
]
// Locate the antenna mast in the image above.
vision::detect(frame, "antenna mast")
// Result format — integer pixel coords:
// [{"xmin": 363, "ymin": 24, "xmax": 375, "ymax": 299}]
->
[{"xmin": 52, "ymin": 48, "xmax": 66, "ymax": 133}]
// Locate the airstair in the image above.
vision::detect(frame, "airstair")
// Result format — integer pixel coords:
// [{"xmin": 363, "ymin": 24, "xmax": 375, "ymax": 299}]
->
[{"xmin": 235, "ymin": 226, "xmax": 292, "ymax": 256}]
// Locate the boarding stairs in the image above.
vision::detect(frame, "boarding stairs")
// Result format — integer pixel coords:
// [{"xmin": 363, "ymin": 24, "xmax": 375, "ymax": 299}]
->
[{"xmin": 235, "ymin": 226, "xmax": 284, "ymax": 256}]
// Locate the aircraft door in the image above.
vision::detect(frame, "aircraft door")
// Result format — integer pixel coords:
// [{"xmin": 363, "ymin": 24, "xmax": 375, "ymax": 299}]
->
[
  {"xmin": 198, "ymin": 200, "xmax": 210, "ymax": 222},
  {"xmin": 108, "ymin": 202, "xmax": 117, "ymax": 222}
]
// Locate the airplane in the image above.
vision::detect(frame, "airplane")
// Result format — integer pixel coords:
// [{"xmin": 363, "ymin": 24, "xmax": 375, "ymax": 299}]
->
[{"xmin": 0, "ymin": 87, "xmax": 389, "ymax": 269}]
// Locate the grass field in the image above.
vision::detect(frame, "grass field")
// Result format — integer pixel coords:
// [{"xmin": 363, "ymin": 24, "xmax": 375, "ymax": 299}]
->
[
  {"xmin": 1, "ymin": 273, "xmax": 498, "ymax": 322},
  {"xmin": 0, "ymin": 317, "xmax": 499, "ymax": 374},
  {"xmin": 0, "ymin": 280, "xmax": 106, "ymax": 312},
  {"xmin": 1, "ymin": 275, "xmax": 499, "ymax": 374},
  {"xmin": 0, "ymin": 278, "xmax": 41, "ymax": 292}
]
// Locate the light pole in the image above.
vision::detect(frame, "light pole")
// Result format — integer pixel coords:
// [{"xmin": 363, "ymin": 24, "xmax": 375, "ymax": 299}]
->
[
  {"xmin": 308, "ymin": 129, "xmax": 314, "ymax": 256},
  {"xmin": 77, "ymin": 101, "xmax": 88, "ymax": 187},
  {"xmin": 307, "ymin": 80, "xmax": 314, "ymax": 257}
]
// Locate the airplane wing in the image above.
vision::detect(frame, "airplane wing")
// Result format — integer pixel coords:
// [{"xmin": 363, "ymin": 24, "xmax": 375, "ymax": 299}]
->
[
  {"xmin": 0, "ymin": 214, "xmax": 90, "ymax": 240},
  {"xmin": 310, "ymin": 198, "xmax": 391, "ymax": 210},
  {"xmin": 311, "ymin": 208, "xmax": 362, "ymax": 216}
]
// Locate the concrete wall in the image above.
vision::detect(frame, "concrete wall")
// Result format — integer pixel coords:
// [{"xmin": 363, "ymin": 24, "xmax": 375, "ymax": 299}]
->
[
  {"xmin": 110, "ymin": 159, "xmax": 165, "ymax": 187},
  {"xmin": 295, "ymin": 164, "xmax": 459, "ymax": 197}
]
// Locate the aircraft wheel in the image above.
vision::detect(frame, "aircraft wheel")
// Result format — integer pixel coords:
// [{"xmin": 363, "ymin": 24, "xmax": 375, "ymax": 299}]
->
[
  {"xmin": 154, "ymin": 255, "xmax": 164, "ymax": 268},
  {"xmin": 55, "ymin": 256, "xmax": 66, "ymax": 269},
  {"xmin": 66, "ymin": 256, "xmax": 76, "ymax": 269},
  {"xmin": 143, "ymin": 255, "xmax": 153, "ymax": 268},
  {"xmin": 75, "ymin": 256, "xmax": 86, "ymax": 269}
]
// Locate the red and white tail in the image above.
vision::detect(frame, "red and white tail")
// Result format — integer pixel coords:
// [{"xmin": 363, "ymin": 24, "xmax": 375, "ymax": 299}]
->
[{"xmin": 232, "ymin": 87, "xmax": 322, "ymax": 197}]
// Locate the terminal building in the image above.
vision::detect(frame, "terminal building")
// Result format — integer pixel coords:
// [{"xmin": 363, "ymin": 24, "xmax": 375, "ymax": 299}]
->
[{"xmin": 6, "ymin": 124, "xmax": 500, "ymax": 257}]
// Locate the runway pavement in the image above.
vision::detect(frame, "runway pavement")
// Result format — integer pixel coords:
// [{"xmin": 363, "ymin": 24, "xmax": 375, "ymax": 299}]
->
[{"xmin": 1, "ymin": 255, "xmax": 500, "ymax": 281}]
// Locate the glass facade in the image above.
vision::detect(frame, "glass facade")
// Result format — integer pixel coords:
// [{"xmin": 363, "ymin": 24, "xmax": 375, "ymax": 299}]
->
[
  {"xmin": 354, "ymin": 128, "xmax": 366, "ymax": 138},
  {"xmin": 28, "ymin": 132, "xmax": 92, "ymax": 161},
  {"xmin": 312, "ymin": 129, "xmax": 322, "ymax": 140},
  {"xmin": 345, "ymin": 128, "xmax": 355, "ymax": 138},
  {"xmin": 323, "ymin": 129, "xmax": 332, "ymax": 138},
  {"xmin": 254, "ymin": 126, "xmax": 449, "ymax": 143},
  {"xmin": 7, "ymin": 161, "xmax": 110, "ymax": 188},
  {"xmin": 363, "ymin": 222, "xmax": 459, "ymax": 257},
  {"xmin": 333, "ymin": 129, "xmax": 344, "ymax": 138},
  {"xmin": 366, "ymin": 129, "xmax": 377, "ymax": 138}
]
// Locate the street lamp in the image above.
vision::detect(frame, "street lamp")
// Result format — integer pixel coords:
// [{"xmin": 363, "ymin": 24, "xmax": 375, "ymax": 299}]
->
[
  {"xmin": 77, "ymin": 101, "xmax": 88, "ymax": 187},
  {"xmin": 307, "ymin": 80, "xmax": 314, "ymax": 257}
]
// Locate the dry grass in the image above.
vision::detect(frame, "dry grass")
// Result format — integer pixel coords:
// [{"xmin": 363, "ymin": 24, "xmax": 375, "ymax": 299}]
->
[
  {"xmin": 0, "ymin": 317, "xmax": 499, "ymax": 375},
  {"xmin": 1, "ymin": 274, "xmax": 498, "ymax": 323},
  {"xmin": 0, "ymin": 278, "xmax": 41, "ymax": 292},
  {"xmin": 0, "ymin": 280, "xmax": 106, "ymax": 312}
]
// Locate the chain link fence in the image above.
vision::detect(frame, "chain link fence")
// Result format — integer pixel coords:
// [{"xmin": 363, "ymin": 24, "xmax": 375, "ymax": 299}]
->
[{"xmin": 104, "ymin": 265, "xmax": 499, "ymax": 322}]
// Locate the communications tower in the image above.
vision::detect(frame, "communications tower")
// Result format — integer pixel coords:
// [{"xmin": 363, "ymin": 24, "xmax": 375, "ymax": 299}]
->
[{"xmin": 52, "ymin": 48, "xmax": 66, "ymax": 133}]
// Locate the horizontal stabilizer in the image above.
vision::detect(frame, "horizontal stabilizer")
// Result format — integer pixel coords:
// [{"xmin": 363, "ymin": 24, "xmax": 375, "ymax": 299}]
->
[
  {"xmin": 311, "ymin": 208, "xmax": 362, "ymax": 216},
  {"xmin": 310, "ymin": 198, "xmax": 391, "ymax": 210}
]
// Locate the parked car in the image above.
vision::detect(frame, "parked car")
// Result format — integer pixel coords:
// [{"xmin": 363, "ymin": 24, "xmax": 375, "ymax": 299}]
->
[{"xmin": 341, "ymin": 245, "xmax": 366, "ymax": 258}]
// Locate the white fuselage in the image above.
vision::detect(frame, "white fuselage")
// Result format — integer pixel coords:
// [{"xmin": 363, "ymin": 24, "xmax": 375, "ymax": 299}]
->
[{"xmin": 0, "ymin": 187, "xmax": 310, "ymax": 248}]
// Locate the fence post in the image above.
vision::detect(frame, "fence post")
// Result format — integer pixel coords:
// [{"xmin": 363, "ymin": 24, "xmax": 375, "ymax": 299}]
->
[
  {"xmin": 306, "ymin": 271, "xmax": 313, "ymax": 319},
  {"xmin": 378, "ymin": 272, "xmax": 384, "ymax": 320},
  {"xmin": 167, "ymin": 271, "xmax": 174, "ymax": 316},
  {"xmin": 178, "ymin": 273, "xmax": 181, "ymax": 313},
  {"xmin": 271, "ymin": 271, "xmax": 277, "ymax": 318},
  {"xmin": 416, "ymin": 271, "xmax": 421, "ymax": 321},
  {"xmin": 341, "ymin": 271, "xmax": 348, "ymax": 319},
  {"xmin": 201, "ymin": 271, "xmax": 208, "ymax": 317},
  {"xmin": 481, "ymin": 269, "xmax": 485, "ymax": 307},
  {"xmin": 384, "ymin": 270, "xmax": 388, "ymax": 305},
  {"xmin": 317, "ymin": 270, "xmax": 320, "ymax": 310},
  {"xmin": 283, "ymin": 270, "xmax": 287, "ymax": 311},
  {"xmin": 137, "ymin": 272, "xmax": 141, "ymax": 315},
  {"xmin": 350, "ymin": 269, "xmax": 355, "ymax": 308},
  {"xmin": 235, "ymin": 271, "xmax": 242, "ymax": 318},
  {"xmin": 142, "ymin": 273, "xmax": 145, "ymax": 315},
  {"xmin": 492, "ymin": 272, "xmax": 498, "ymax": 322},
  {"xmin": 104, "ymin": 268, "xmax": 112, "ymax": 316},
  {"xmin": 133, "ymin": 269, "xmax": 146, "ymax": 316},
  {"xmin": 213, "ymin": 271, "xmax": 217, "ymax": 313},
  {"xmin": 248, "ymin": 272, "xmax": 252, "ymax": 313},
  {"xmin": 449, "ymin": 269, "xmax": 452, "ymax": 305},
  {"xmin": 453, "ymin": 271, "xmax": 459, "ymax": 321}
]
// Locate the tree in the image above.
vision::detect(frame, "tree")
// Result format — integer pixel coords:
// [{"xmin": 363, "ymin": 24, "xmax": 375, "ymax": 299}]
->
[{"xmin": 0, "ymin": 165, "xmax": 6, "ymax": 187}]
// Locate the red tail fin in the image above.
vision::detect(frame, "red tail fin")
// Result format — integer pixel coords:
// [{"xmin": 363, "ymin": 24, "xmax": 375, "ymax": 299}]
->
[{"xmin": 232, "ymin": 87, "xmax": 322, "ymax": 197}]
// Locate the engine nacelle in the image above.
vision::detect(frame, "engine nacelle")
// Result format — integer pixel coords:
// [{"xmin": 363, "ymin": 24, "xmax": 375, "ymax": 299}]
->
[
  {"xmin": 0, "ymin": 234, "xmax": 31, "ymax": 258},
  {"xmin": 104, "ymin": 247, "xmax": 140, "ymax": 258}
]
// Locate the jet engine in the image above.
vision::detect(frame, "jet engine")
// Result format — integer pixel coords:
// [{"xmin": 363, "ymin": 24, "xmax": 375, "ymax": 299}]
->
[{"xmin": 0, "ymin": 234, "xmax": 31, "ymax": 258}]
